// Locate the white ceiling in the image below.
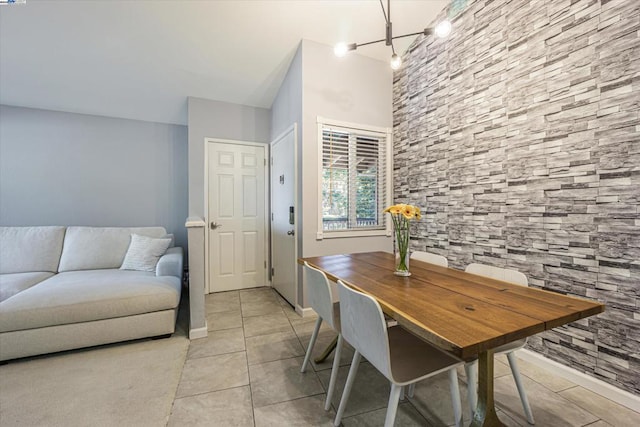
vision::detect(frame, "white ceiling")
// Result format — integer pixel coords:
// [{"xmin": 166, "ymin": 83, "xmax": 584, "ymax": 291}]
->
[{"xmin": 0, "ymin": 0, "xmax": 448, "ymax": 125}]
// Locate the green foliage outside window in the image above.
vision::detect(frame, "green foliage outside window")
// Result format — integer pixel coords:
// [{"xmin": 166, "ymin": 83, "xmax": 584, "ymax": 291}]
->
[{"xmin": 322, "ymin": 167, "xmax": 378, "ymax": 229}]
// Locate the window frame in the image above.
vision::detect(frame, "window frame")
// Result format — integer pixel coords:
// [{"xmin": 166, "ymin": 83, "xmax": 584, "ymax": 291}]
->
[{"xmin": 316, "ymin": 116, "xmax": 393, "ymax": 240}]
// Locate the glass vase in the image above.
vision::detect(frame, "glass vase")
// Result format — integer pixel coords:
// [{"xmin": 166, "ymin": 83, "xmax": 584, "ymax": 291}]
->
[{"xmin": 394, "ymin": 246, "xmax": 411, "ymax": 276}]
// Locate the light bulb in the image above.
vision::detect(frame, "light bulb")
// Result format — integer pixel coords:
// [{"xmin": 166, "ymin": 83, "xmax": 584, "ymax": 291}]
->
[
  {"xmin": 334, "ymin": 43, "xmax": 348, "ymax": 57},
  {"xmin": 434, "ymin": 20, "xmax": 452, "ymax": 38},
  {"xmin": 390, "ymin": 54, "xmax": 402, "ymax": 70}
]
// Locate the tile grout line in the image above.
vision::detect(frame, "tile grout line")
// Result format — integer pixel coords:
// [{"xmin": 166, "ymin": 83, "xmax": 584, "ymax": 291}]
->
[
  {"xmin": 239, "ymin": 288, "xmax": 312, "ymax": 424},
  {"xmin": 558, "ymin": 385, "xmax": 626, "ymax": 427},
  {"xmin": 277, "ymin": 294, "xmax": 340, "ymax": 419},
  {"xmin": 165, "ymin": 296, "xmax": 196, "ymax": 427},
  {"xmin": 516, "ymin": 368, "xmax": 615, "ymax": 425},
  {"xmin": 239, "ymin": 291, "xmax": 258, "ymax": 427},
  {"xmin": 277, "ymin": 293, "xmax": 336, "ymax": 409},
  {"xmin": 171, "ymin": 383, "xmax": 252, "ymax": 402}
]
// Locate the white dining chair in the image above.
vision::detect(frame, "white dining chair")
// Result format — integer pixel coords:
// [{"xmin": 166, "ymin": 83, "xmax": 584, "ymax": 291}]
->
[
  {"xmin": 404, "ymin": 250, "xmax": 448, "ymax": 399},
  {"xmin": 464, "ymin": 263, "xmax": 535, "ymax": 424},
  {"xmin": 410, "ymin": 251, "xmax": 448, "ymax": 267},
  {"xmin": 300, "ymin": 262, "xmax": 343, "ymax": 411},
  {"xmin": 334, "ymin": 280, "xmax": 464, "ymax": 427}
]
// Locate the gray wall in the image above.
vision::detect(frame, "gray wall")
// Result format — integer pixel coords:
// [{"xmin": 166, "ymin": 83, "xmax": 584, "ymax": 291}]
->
[
  {"xmin": 269, "ymin": 40, "xmax": 395, "ymax": 308},
  {"xmin": 0, "ymin": 105, "xmax": 188, "ymax": 248},
  {"xmin": 300, "ymin": 39, "xmax": 394, "ymax": 258},
  {"xmin": 270, "ymin": 44, "xmax": 304, "ymax": 306},
  {"xmin": 185, "ymin": 97, "xmax": 270, "ymax": 330},
  {"xmin": 187, "ymin": 96, "xmax": 271, "ymax": 217},
  {"xmin": 393, "ymin": 0, "xmax": 639, "ymax": 394},
  {"xmin": 271, "ymin": 43, "xmax": 302, "ymax": 142}
]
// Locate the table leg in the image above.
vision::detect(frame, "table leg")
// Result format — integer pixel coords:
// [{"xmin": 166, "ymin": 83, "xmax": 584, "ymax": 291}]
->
[
  {"xmin": 313, "ymin": 335, "xmax": 338, "ymax": 364},
  {"xmin": 470, "ymin": 349, "xmax": 505, "ymax": 427}
]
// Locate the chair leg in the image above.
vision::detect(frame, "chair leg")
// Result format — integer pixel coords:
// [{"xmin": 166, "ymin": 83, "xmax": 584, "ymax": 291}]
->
[
  {"xmin": 301, "ymin": 317, "xmax": 322, "ymax": 373},
  {"xmin": 325, "ymin": 334, "xmax": 344, "ymax": 411},
  {"xmin": 384, "ymin": 383, "xmax": 403, "ymax": 427},
  {"xmin": 448, "ymin": 368, "xmax": 463, "ymax": 427},
  {"xmin": 507, "ymin": 351, "xmax": 535, "ymax": 424},
  {"xmin": 407, "ymin": 383, "xmax": 416, "ymax": 398},
  {"xmin": 334, "ymin": 351, "xmax": 362, "ymax": 427},
  {"xmin": 465, "ymin": 362, "xmax": 477, "ymax": 420}
]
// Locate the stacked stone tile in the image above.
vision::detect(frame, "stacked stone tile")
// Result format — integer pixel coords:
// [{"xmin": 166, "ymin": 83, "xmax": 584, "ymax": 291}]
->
[{"xmin": 393, "ymin": 0, "xmax": 639, "ymax": 394}]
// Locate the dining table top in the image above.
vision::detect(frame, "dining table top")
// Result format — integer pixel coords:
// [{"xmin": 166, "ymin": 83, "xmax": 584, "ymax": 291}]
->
[{"xmin": 299, "ymin": 251, "xmax": 605, "ymax": 361}]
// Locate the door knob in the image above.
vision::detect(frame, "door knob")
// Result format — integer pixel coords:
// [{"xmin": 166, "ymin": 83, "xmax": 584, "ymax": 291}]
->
[
  {"xmin": 287, "ymin": 230, "xmax": 295, "ymax": 236},
  {"xmin": 210, "ymin": 222, "xmax": 222, "ymax": 230}
]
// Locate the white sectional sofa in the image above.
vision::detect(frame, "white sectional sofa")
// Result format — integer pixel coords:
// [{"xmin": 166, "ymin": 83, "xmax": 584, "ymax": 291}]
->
[{"xmin": 0, "ymin": 226, "xmax": 183, "ymax": 361}]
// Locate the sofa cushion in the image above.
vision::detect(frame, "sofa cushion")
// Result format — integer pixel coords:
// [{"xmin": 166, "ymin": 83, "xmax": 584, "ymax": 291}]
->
[
  {"xmin": 0, "ymin": 269, "xmax": 181, "ymax": 333},
  {"xmin": 58, "ymin": 227, "xmax": 167, "ymax": 272},
  {"xmin": 120, "ymin": 234, "xmax": 172, "ymax": 272},
  {"xmin": 164, "ymin": 233, "xmax": 175, "ymax": 247},
  {"xmin": 0, "ymin": 272, "xmax": 55, "ymax": 303},
  {"xmin": 0, "ymin": 226, "xmax": 66, "ymax": 274}
]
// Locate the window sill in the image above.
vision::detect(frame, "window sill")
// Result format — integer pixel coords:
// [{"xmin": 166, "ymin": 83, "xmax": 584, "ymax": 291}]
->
[{"xmin": 316, "ymin": 230, "xmax": 391, "ymax": 240}]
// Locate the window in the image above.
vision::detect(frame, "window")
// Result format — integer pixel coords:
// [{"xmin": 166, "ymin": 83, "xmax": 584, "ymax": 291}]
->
[{"xmin": 317, "ymin": 117, "xmax": 391, "ymax": 239}]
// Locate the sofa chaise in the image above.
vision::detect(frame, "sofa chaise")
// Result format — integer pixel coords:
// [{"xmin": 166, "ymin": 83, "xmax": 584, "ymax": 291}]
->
[{"xmin": 0, "ymin": 226, "xmax": 183, "ymax": 361}]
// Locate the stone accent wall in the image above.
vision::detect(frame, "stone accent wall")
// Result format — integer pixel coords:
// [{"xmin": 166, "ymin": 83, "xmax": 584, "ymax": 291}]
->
[{"xmin": 393, "ymin": 0, "xmax": 639, "ymax": 394}]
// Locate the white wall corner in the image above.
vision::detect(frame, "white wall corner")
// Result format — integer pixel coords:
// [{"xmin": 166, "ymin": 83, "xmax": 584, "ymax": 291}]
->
[
  {"xmin": 185, "ymin": 217, "xmax": 206, "ymax": 228},
  {"xmin": 189, "ymin": 324, "xmax": 208, "ymax": 340},
  {"xmin": 296, "ymin": 305, "xmax": 316, "ymax": 318}
]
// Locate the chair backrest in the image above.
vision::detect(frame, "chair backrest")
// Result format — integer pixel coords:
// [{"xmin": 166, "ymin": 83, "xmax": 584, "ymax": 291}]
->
[
  {"xmin": 465, "ymin": 263, "xmax": 528, "ymax": 287},
  {"xmin": 337, "ymin": 280, "xmax": 392, "ymax": 380},
  {"xmin": 303, "ymin": 262, "xmax": 338, "ymax": 330},
  {"xmin": 410, "ymin": 251, "xmax": 448, "ymax": 267}
]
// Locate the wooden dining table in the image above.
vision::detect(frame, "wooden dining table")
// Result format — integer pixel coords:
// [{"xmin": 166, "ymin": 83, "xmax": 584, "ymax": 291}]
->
[{"xmin": 299, "ymin": 251, "xmax": 604, "ymax": 427}]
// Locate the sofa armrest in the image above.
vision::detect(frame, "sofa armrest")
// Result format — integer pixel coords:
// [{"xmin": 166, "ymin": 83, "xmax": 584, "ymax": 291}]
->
[{"xmin": 156, "ymin": 247, "xmax": 184, "ymax": 279}]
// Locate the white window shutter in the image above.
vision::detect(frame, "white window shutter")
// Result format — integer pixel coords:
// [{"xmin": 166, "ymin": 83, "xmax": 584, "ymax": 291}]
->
[{"xmin": 320, "ymin": 121, "xmax": 388, "ymax": 233}]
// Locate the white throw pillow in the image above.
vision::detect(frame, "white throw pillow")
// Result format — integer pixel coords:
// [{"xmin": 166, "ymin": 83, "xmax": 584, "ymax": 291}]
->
[{"xmin": 120, "ymin": 234, "xmax": 172, "ymax": 272}]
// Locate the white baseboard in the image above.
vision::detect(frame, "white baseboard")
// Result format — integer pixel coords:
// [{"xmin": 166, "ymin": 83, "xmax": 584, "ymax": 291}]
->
[
  {"xmin": 296, "ymin": 305, "xmax": 316, "ymax": 318},
  {"xmin": 189, "ymin": 323, "xmax": 208, "ymax": 340},
  {"xmin": 519, "ymin": 349, "xmax": 640, "ymax": 412}
]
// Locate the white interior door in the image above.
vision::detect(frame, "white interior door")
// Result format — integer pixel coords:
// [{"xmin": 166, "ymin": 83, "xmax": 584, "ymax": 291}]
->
[
  {"xmin": 207, "ymin": 141, "xmax": 267, "ymax": 292},
  {"xmin": 270, "ymin": 126, "xmax": 297, "ymax": 306}
]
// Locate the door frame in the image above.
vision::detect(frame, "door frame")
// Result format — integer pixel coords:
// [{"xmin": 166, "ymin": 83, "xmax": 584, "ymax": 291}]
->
[
  {"xmin": 269, "ymin": 123, "xmax": 299, "ymax": 307},
  {"xmin": 204, "ymin": 137, "xmax": 270, "ymax": 294}
]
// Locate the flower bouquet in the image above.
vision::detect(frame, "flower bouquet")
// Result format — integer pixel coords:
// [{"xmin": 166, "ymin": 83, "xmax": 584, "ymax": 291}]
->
[{"xmin": 384, "ymin": 203, "xmax": 422, "ymax": 276}]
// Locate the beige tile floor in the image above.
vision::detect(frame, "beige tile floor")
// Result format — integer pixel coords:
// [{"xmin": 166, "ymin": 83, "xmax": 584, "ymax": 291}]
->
[{"xmin": 168, "ymin": 288, "xmax": 640, "ymax": 427}]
